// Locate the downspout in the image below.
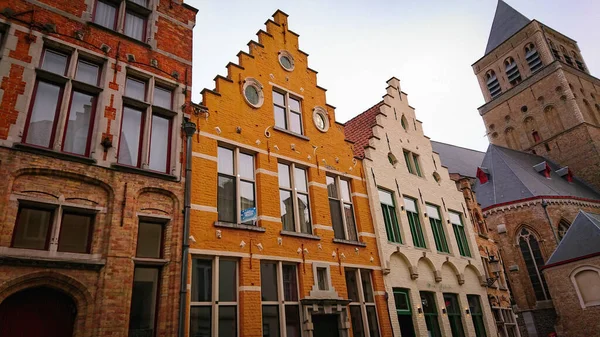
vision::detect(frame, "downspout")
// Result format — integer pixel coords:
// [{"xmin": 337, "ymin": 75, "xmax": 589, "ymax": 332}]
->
[
  {"xmin": 541, "ymin": 199, "xmax": 560, "ymax": 245},
  {"xmin": 179, "ymin": 119, "xmax": 197, "ymax": 337}
]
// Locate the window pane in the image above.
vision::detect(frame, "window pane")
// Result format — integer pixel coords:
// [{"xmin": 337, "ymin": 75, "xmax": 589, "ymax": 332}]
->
[
  {"xmin": 125, "ymin": 12, "xmax": 145, "ymax": 41},
  {"xmin": 317, "ymin": 267, "xmax": 328, "ymax": 290},
  {"xmin": 148, "ymin": 114, "xmax": 170, "ymax": 172},
  {"xmin": 260, "ymin": 262, "xmax": 278, "ymax": 301},
  {"xmin": 191, "ymin": 259, "xmax": 212, "ymax": 302},
  {"xmin": 219, "ymin": 260, "xmax": 237, "ymax": 302},
  {"xmin": 285, "ymin": 305, "xmax": 301, "ymax": 337},
  {"xmin": 448, "ymin": 211, "xmax": 462, "ymax": 225},
  {"xmin": 293, "ymin": 167, "xmax": 307, "ymax": 192},
  {"xmin": 280, "ymin": 190, "xmax": 294, "ymax": 231},
  {"xmin": 394, "ymin": 290, "xmax": 410, "ymax": 311},
  {"xmin": 238, "ymin": 153, "xmax": 254, "ymax": 180},
  {"xmin": 75, "ymin": 60, "xmax": 99, "ymax": 86},
  {"xmin": 378, "ymin": 189, "xmax": 394, "ymax": 206},
  {"xmin": 42, "ymin": 50, "xmax": 68, "ymax": 75},
  {"xmin": 262, "ymin": 306, "xmax": 280, "ymax": 337},
  {"xmin": 289, "ymin": 97, "xmax": 300, "ymax": 112},
  {"xmin": 125, "ymin": 77, "xmax": 146, "ymax": 101},
  {"xmin": 218, "ymin": 175, "xmax": 236, "ymax": 223},
  {"xmin": 282, "ymin": 264, "xmax": 298, "ymax": 301},
  {"xmin": 426, "ymin": 204, "xmax": 440, "ymax": 219},
  {"xmin": 57, "ymin": 213, "xmax": 92, "ymax": 253},
  {"xmin": 413, "ymin": 154, "xmax": 422, "ymax": 176},
  {"xmin": 366, "ymin": 306, "xmax": 380, "ymax": 337},
  {"xmin": 297, "ymin": 194, "xmax": 311, "ymax": 234},
  {"xmin": 278, "ymin": 163, "xmax": 290, "ymax": 188},
  {"xmin": 153, "ymin": 87, "xmax": 172, "ymax": 110},
  {"xmin": 326, "ymin": 176, "xmax": 338, "ymax": 198},
  {"xmin": 129, "ymin": 0, "xmax": 148, "ymax": 6},
  {"xmin": 190, "ymin": 306, "xmax": 211, "ymax": 337},
  {"xmin": 350, "ymin": 306, "xmax": 365, "ymax": 337},
  {"xmin": 330, "ymin": 199, "xmax": 344, "ymax": 239},
  {"xmin": 274, "ymin": 105, "xmax": 286, "ymax": 129},
  {"xmin": 63, "ymin": 91, "xmax": 94, "ymax": 155},
  {"xmin": 94, "ymin": 1, "xmax": 116, "ymax": 29},
  {"xmin": 118, "ymin": 106, "xmax": 143, "ymax": 166},
  {"xmin": 218, "ymin": 147, "xmax": 234, "ymax": 175},
  {"xmin": 344, "ymin": 204, "xmax": 358, "ymax": 241},
  {"xmin": 240, "ymin": 181, "xmax": 255, "ymax": 224},
  {"xmin": 218, "ymin": 306, "xmax": 237, "ymax": 337},
  {"xmin": 340, "ymin": 180, "xmax": 351, "ymax": 201},
  {"xmin": 136, "ymin": 222, "xmax": 162, "ymax": 258},
  {"xmin": 129, "ymin": 268, "xmax": 159, "ymax": 336},
  {"xmin": 290, "ymin": 112, "xmax": 302, "ymax": 134},
  {"xmin": 403, "ymin": 197, "xmax": 417, "ymax": 213},
  {"xmin": 345, "ymin": 270, "xmax": 359, "ymax": 302},
  {"xmin": 13, "ymin": 207, "xmax": 53, "ymax": 250},
  {"xmin": 25, "ymin": 81, "xmax": 61, "ymax": 148},
  {"xmin": 273, "ymin": 91, "xmax": 284, "ymax": 106},
  {"xmin": 361, "ymin": 270, "xmax": 374, "ymax": 303}
]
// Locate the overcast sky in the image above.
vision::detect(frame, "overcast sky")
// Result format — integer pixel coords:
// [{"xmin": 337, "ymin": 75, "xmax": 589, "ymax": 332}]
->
[{"xmin": 187, "ymin": 0, "xmax": 600, "ymax": 151}]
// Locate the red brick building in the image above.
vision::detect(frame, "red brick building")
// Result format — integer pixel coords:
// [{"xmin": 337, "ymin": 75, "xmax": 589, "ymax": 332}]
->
[{"xmin": 0, "ymin": 0, "xmax": 197, "ymax": 336}]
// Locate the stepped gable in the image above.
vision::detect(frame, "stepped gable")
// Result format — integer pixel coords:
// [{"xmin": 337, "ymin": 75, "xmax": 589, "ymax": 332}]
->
[{"xmin": 343, "ymin": 101, "xmax": 384, "ymax": 159}]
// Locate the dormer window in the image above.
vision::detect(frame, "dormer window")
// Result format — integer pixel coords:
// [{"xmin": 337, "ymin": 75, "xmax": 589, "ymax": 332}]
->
[
  {"xmin": 485, "ymin": 70, "xmax": 501, "ymax": 98},
  {"xmin": 505, "ymin": 57, "xmax": 521, "ymax": 86},
  {"xmin": 476, "ymin": 167, "xmax": 489, "ymax": 184},
  {"xmin": 533, "ymin": 161, "xmax": 551, "ymax": 178},
  {"xmin": 556, "ymin": 166, "xmax": 573, "ymax": 183},
  {"xmin": 525, "ymin": 43, "xmax": 542, "ymax": 73}
]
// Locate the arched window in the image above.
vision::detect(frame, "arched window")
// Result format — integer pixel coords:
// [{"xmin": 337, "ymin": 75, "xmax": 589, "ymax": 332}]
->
[
  {"xmin": 524, "ymin": 43, "xmax": 542, "ymax": 72},
  {"xmin": 524, "ymin": 116, "xmax": 540, "ymax": 144},
  {"xmin": 561, "ymin": 45, "xmax": 574, "ymax": 66},
  {"xmin": 505, "ymin": 57, "xmax": 522, "ymax": 85},
  {"xmin": 571, "ymin": 267, "xmax": 600, "ymax": 308},
  {"xmin": 485, "ymin": 70, "xmax": 501, "ymax": 98},
  {"xmin": 400, "ymin": 115, "xmax": 408, "ymax": 131},
  {"xmin": 517, "ymin": 228, "xmax": 551, "ymax": 301},
  {"xmin": 543, "ymin": 105, "xmax": 563, "ymax": 134},
  {"xmin": 557, "ymin": 220, "xmax": 570, "ymax": 240},
  {"xmin": 504, "ymin": 127, "xmax": 518, "ymax": 150}
]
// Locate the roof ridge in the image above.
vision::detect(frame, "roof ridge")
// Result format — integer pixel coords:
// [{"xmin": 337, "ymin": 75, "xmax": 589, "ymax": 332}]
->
[
  {"xmin": 582, "ymin": 211, "xmax": 600, "ymax": 230},
  {"xmin": 345, "ymin": 100, "xmax": 384, "ymax": 125},
  {"xmin": 430, "ymin": 140, "xmax": 486, "ymax": 154}
]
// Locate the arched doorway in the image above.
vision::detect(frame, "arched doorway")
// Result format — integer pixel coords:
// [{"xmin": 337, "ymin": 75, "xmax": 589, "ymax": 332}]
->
[{"xmin": 0, "ymin": 286, "xmax": 76, "ymax": 337}]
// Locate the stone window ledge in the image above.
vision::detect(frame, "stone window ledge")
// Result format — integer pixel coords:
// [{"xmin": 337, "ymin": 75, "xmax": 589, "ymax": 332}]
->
[
  {"xmin": 0, "ymin": 248, "xmax": 105, "ymax": 271},
  {"xmin": 280, "ymin": 230, "xmax": 320, "ymax": 240},
  {"xmin": 332, "ymin": 238, "xmax": 367, "ymax": 247},
  {"xmin": 13, "ymin": 143, "xmax": 97, "ymax": 165},
  {"xmin": 111, "ymin": 163, "xmax": 178, "ymax": 181},
  {"xmin": 214, "ymin": 221, "xmax": 266, "ymax": 232},
  {"xmin": 273, "ymin": 126, "xmax": 310, "ymax": 141},
  {"xmin": 132, "ymin": 257, "xmax": 169, "ymax": 266}
]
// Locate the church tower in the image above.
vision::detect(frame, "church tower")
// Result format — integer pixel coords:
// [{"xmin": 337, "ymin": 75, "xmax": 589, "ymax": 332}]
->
[{"xmin": 473, "ymin": 1, "xmax": 600, "ymax": 190}]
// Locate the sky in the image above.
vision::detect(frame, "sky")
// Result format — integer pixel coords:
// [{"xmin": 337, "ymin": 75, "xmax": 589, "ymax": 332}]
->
[{"xmin": 187, "ymin": 0, "xmax": 600, "ymax": 152}]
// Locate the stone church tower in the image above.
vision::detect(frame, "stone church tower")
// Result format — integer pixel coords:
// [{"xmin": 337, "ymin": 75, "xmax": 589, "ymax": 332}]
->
[{"xmin": 472, "ymin": 1, "xmax": 600, "ymax": 190}]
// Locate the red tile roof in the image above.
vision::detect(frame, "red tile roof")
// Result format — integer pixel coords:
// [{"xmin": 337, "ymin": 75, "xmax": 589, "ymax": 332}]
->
[{"xmin": 343, "ymin": 101, "xmax": 383, "ymax": 158}]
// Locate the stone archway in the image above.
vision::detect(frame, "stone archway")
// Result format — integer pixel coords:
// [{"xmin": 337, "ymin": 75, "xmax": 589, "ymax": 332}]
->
[{"xmin": 0, "ymin": 286, "xmax": 76, "ymax": 337}]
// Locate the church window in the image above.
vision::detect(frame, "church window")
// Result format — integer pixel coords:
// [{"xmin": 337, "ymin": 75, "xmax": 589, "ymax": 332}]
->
[
  {"xmin": 557, "ymin": 220, "xmax": 570, "ymax": 240},
  {"xmin": 485, "ymin": 70, "xmax": 501, "ymax": 98},
  {"xmin": 525, "ymin": 43, "xmax": 542, "ymax": 72},
  {"xmin": 517, "ymin": 228, "xmax": 551, "ymax": 301},
  {"xmin": 505, "ymin": 57, "xmax": 521, "ymax": 86}
]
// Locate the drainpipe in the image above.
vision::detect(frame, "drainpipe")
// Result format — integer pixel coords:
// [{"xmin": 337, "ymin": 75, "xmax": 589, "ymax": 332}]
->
[
  {"xmin": 541, "ymin": 199, "xmax": 560, "ymax": 245},
  {"xmin": 179, "ymin": 119, "xmax": 197, "ymax": 337}
]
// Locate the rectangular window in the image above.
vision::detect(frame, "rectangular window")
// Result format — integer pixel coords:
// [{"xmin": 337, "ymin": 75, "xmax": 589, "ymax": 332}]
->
[
  {"xmin": 125, "ymin": 76, "xmax": 147, "ymax": 101},
  {"xmin": 443, "ymin": 293, "xmax": 466, "ymax": 337},
  {"xmin": 379, "ymin": 189, "xmax": 401, "ymax": 243},
  {"xmin": 57, "ymin": 212, "xmax": 93, "ymax": 253},
  {"xmin": 148, "ymin": 113, "xmax": 172, "ymax": 173},
  {"xmin": 62, "ymin": 91, "xmax": 96, "ymax": 156},
  {"xmin": 403, "ymin": 151, "xmax": 413, "ymax": 174},
  {"xmin": 124, "ymin": 11, "xmax": 147, "ymax": 42},
  {"xmin": 403, "ymin": 150, "xmax": 422, "ymax": 177},
  {"xmin": 328, "ymin": 176, "xmax": 358, "ymax": 241},
  {"xmin": 136, "ymin": 221, "xmax": 163, "ymax": 259},
  {"xmin": 153, "ymin": 87, "xmax": 172, "ymax": 110},
  {"xmin": 272, "ymin": 90, "xmax": 303, "ymax": 135},
  {"xmin": 190, "ymin": 257, "xmax": 238, "ymax": 337},
  {"xmin": 75, "ymin": 60, "xmax": 100, "ymax": 86},
  {"xmin": 94, "ymin": 0, "xmax": 117, "ymax": 30},
  {"xmin": 449, "ymin": 211, "xmax": 471, "ymax": 257},
  {"xmin": 129, "ymin": 267, "xmax": 160, "ymax": 337},
  {"xmin": 403, "ymin": 197, "xmax": 426, "ymax": 248},
  {"xmin": 118, "ymin": 106, "xmax": 144, "ymax": 167},
  {"xmin": 393, "ymin": 288, "xmax": 416, "ymax": 337},
  {"xmin": 420, "ymin": 291, "xmax": 442, "ymax": 337},
  {"xmin": 12, "ymin": 206, "xmax": 54, "ymax": 250},
  {"xmin": 24, "ymin": 80, "xmax": 62, "ymax": 148},
  {"xmin": 278, "ymin": 163, "xmax": 311, "ymax": 234},
  {"xmin": 261, "ymin": 261, "xmax": 300, "ymax": 337},
  {"xmin": 217, "ymin": 147, "xmax": 256, "ymax": 225},
  {"xmin": 426, "ymin": 204, "xmax": 449, "ymax": 253},
  {"xmin": 468, "ymin": 295, "xmax": 487, "ymax": 337},
  {"xmin": 412, "ymin": 153, "xmax": 422, "ymax": 176},
  {"xmin": 346, "ymin": 269, "xmax": 379, "ymax": 337},
  {"xmin": 41, "ymin": 49, "xmax": 68, "ymax": 75},
  {"xmin": 317, "ymin": 267, "xmax": 328, "ymax": 290}
]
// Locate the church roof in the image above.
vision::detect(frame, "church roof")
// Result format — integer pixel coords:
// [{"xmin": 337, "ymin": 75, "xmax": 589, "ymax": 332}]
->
[
  {"xmin": 474, "ymin": 144, "xmax": 600, "ymax": 209},
  {"xmin": 485, "ymin": 1, "xmax": 531, "ymax": 55},
  {"xmin": 431, "ymin": 141, "xmax": 485, "ymax": 179},
  {"xmin": 545, "ymin": 211, "xmax": 600, "ymax": 268}
]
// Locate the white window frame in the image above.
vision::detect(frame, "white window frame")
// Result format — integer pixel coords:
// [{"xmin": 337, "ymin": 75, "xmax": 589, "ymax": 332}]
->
[
  {"xmin": 92, "ymin": 0, "xmax": 153, "ymax": 43},
  {"xmin": 278, "ymin": 162, "xmax": 311, "ymax": 233},
  {"xmin": 327, "ymin": 175, "xmax": 358, "ymax": 242},
  {"xmin": 216, "ymin": 146, "xmax": 257, "ymax": 225},
  {"xmin": 260, "ymin": 261, "xmax": 301, "ymax": 337},
  {"xmin": 571, "ymin": 266, "xmax": 600, "ymax": 308},
  {"xmin": 189, "ymin": 256, "xmax": 239, "ymax": 337},
  {"xmin": 272, "ymin": 88, "xmax": 303, "ymax": 135},
  {"xmin": 346, "ymin": 268, "xmax": 380, "ymax": 337}
]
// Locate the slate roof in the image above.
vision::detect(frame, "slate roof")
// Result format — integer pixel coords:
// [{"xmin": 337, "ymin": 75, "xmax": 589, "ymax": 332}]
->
[
  {"xmin": 485, "ymin": 1, "xmax": 531, "ymax": 55},
  {"xmin": 474, "ymin": 144, "xmax": 600, "ymax": 209},
  {"xmin": 344, "ymin": 101, "xmax": 384, "ymax": 159},
  {"xmin": 431, "ymin": 141, "xmax": 485, "ymax": 178},
  {"xmin": 545, "ymin": 211, "xmax": 600, "ymax": 268}
]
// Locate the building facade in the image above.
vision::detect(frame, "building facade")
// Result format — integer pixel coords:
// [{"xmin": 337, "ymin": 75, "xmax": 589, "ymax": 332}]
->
[
  {"xmin": 188, "ymin": 11, "xmax": 392, "ymax": 337},
  {"xmin": 0, "ymin": 0, "xmax": 197, "ymax": 336},
  {"xmin": 473, "ymin": 1, "xmax": 600, "ymax": 191},
  {"xmin": 345, "ymin": 78, "xmax": 495, "ymax": 337}
]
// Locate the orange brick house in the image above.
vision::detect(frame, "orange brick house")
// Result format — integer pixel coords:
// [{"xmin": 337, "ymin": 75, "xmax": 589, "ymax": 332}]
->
[
  {"xmin": 188, "ymin": 10, "xmax": 392, "ymax": 337},
  {"xmin": 0, "ymin": 0, "xmax": 197, "ymax": 336}
]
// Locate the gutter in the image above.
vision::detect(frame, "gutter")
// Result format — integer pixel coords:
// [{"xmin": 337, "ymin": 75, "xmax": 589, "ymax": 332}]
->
[{"xmin": 179, "ymin": 119, "xmax": 197, "ymax": 337}]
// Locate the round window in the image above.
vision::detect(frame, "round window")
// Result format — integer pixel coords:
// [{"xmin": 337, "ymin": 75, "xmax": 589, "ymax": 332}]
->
[
  {"xmin": 312, "ymin": 107, "xmax": 329, "ymax": 132},
  {"xmin": 314, "ymin": 113, "xmax": 325, "ymax": 130},
  {"xmin": 245, "ymin": 85, "xmax": 259, "ymax": 105},
  {"xmin": 278, "ymin": 50, "xmax": 295, "ymax": 71},
  {"xmin": 280, "ymin": 56, "xmax": 292, "ymax": 69},
  {"xmin": 242, "ymin": 78, "xmax": 264, "ymax": 108}
]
